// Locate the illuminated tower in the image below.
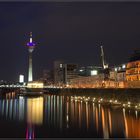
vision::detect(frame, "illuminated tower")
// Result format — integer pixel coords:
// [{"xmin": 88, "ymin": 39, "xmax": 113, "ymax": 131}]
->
[{"xmin": 27, "ymin": 32, "xmax": 36, "ymax": 82}]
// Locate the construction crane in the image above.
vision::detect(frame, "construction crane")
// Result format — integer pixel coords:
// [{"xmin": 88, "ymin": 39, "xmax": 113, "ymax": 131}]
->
[{"xmin": 100, "ymin": 45, "xmax": 108, "ymax": 69}]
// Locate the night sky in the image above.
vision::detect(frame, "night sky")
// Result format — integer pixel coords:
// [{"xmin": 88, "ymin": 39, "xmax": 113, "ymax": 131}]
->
[{"xmin": 0, "ymin": 2, "xmax": 140, "ymax": 82}]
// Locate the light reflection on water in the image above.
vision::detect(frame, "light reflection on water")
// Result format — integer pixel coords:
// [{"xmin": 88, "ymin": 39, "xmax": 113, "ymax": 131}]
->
[
  {"xmin": 0, "ymin": 92, "xmax": 139, "ymax": 138},
  {"xmin": 27, "ymin": 97, "xmax": 43, "ymax": 125}
]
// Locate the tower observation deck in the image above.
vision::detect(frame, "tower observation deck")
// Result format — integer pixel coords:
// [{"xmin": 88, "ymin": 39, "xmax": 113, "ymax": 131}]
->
[{"xmin": 27, "ymin": 32, "xmax": 36, "ymax": 82}]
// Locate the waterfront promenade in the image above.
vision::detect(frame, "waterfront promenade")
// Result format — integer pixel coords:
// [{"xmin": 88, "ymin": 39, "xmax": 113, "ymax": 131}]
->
[{"xmin": 0, "ymin": 86, "xmax": 140, "ymax": 107}]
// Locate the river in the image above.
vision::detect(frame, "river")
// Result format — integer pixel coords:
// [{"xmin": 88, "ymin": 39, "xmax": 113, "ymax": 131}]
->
[{"xmin": 0, "ymin": 92, "xmax": 139, "ymax": 138}]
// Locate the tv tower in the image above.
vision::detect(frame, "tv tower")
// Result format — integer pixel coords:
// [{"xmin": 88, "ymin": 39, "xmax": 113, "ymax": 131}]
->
[{"xmin": 27, "ymin": 32, "xmax": 36, "ymax": 82}]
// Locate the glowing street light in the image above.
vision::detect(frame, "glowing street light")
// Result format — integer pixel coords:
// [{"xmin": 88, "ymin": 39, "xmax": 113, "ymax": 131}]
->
[{"xmin": 109, "ymin": 100, "xmax": 112, "ymax": 103}]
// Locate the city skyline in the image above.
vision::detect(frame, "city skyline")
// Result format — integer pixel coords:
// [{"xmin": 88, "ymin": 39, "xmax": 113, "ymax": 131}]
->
[{"xmin": 0, "ymin": 2, "xmax": 140, "ymax": 81}]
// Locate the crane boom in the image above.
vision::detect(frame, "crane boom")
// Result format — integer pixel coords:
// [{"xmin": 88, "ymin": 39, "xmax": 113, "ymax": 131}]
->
[{"xmin": 100, "ymin": 45, "xmax": 105, "ymax": 69}]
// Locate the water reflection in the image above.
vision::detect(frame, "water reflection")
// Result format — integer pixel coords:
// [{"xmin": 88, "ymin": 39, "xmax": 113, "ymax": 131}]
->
[
  {"xmin": 123, "ymin": 108, "xmax": 140, "ymax": 138},
  {"xmin": 27, "ymin": 97, "xmax": 43, "ymax": 125},
  {"xmin": 108, "ymin": 109, "xmax": 112, "ymax": 135},
  {"xmin": 26, "ymin": 124, "xmax": 35, "ymax": 140},
  {"xmin": 101, "ymin": 107, "xmax": 109, "ymax": 138},
  {"xmin": 0, "ymin": 92, "xmax": 140, "ymax": 138}
]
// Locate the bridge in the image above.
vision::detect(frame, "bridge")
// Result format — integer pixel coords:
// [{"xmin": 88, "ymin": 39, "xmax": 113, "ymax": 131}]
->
[{"xmin": 0, "ymin": 84, "xmax": 63, "ymax": 89}]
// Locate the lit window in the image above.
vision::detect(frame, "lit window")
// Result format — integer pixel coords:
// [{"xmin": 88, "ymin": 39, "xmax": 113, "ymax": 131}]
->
[
  {"xmin": 79, "ymin": 69, "xmax": 83, "ymax": 72},
  {"xmin": 60, "ymin": 64, "xmax": 63, "ymax": 68},
  {"xmin": 91, "ymin": 70, "xmax": 98, "ymax": 76},
  {"xmin": 122, "ymin": 64, "xmax": 126, "ymax": 69}
]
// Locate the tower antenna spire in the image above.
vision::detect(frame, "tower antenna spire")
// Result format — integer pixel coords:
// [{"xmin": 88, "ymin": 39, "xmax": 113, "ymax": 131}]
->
[{"xmin": 30, "ymin": 32, "xmax": 33, "ymax": 43}]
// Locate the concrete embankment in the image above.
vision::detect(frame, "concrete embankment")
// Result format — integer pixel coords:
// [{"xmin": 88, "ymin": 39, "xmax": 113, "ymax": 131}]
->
[
  {"xmin": 0, "ymin": 87, "xmax": 20, "ymax": 94},
  {"xmin": 44, "ymin": 88, "xmax": 140, "ymax": 103},
  {"xmin": 1, "ymin": 87, "xmax": 140, "ymax": 104}
]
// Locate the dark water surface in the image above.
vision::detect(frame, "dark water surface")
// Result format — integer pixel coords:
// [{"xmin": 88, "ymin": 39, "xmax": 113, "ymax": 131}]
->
[{"xmin": 0, "ymin": 92, "xmax": 139, "ymax": 138}]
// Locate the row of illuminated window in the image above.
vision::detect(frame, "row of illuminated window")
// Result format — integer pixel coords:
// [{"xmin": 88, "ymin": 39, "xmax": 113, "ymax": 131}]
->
[
  {"xmin": 126, "ymin": 68, "xmax": 140, "ymax": 75},
  {"xmin": 126, "ymin": 75, "xmax": 140, "ymax": 81},
  {"xmin": 127, "ymin": 61, "xmax": 140, "ymax": 69}
]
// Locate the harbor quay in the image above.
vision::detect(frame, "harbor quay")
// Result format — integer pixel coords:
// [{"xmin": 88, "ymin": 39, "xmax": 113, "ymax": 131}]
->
[
  {"xmin": 44, "ymin": 88, "xmax": 140, "ymax": 105},
  {"xmin": 0, "ymin": 87, "xmax": 140, "ymax": 110}
]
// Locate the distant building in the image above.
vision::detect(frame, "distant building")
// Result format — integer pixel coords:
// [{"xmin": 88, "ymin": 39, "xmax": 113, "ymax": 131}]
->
[
  {"xmin": 42, "ymin": 69, "xmax": 53, "ymax": 85},
  {"xmin": 53, "ymin": 60, "xmax": 127, "ymax": 88},
  {"xmin": 78, "ymin": 66, "xmax": 103, "ymax": 76},
  {"xmin": 70, "ymin": 65, "xmax": 111, "ymax": 87},
  {"xmin": 53, "ymin": 61, "xmax": 78, "ymax": 85},
  {"xmin": 70, "ymin": 74, "xmax": 105, "ymax": 88},
  {"xmin": 27, "ymin": 81, "xmax": 44, "ymax": 88},
  {"xmin": 117, "ymin": 71, "xmax": 126, "ymax": 81},
  {"xmin": 74, "ymin": 64, "xmax": 126, "ymax": 88},
  {"xmin": 70, "ymin": 65, "xmax": 110, "ymax": 88},
  {"xmin": 53, "ymin": 60, "xmax": 64, "ymax": 85},
  {"xmin": 64, "ymin": 63, "xmax": 78, "ymax": 84},
  {"xmin": 126, "ymin": 50, "xmax": 140, "ymax": 81},
  {"xmin": 126, "ymin": 49, "xmax": 140, "ymax": 88},
  {"xmin": 110, "ymin": 64, "xmax": 126, "ymax": 82},
  {"xmin": 19, "ymin": 74, "xmax": 24, "ymax": 83}
]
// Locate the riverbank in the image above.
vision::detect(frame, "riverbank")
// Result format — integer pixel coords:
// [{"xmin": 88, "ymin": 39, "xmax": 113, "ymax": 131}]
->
[
  {"xmin": 1, "ymin": 87, "xmax": 140, "ymax": 104},
  {"xmin": 44, "ymin": 88, "xmax": 140, "ymax": 104},
  {"xmin": 44, "ymin": 87, "xmax": 140, "ymax": 94}
]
